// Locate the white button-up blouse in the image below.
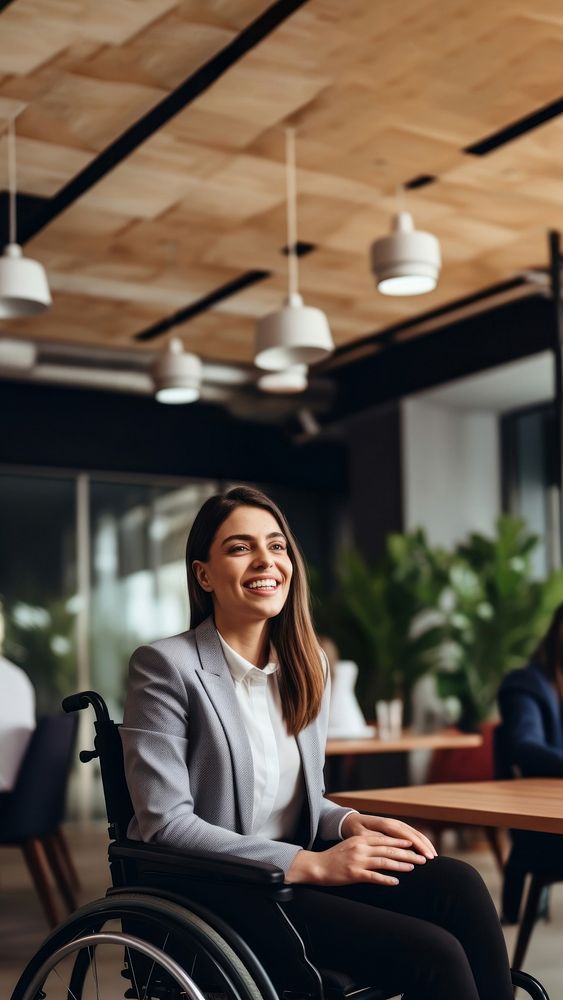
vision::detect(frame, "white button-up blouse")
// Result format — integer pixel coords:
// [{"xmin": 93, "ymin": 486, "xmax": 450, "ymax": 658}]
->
[{"xmin": 217, "ymin": 631, "xmax": 305, "ymax": 840}]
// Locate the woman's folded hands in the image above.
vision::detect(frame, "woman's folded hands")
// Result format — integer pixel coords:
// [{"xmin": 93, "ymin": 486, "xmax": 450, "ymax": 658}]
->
[{"xmin": 286, "ymin": 814, "xmax": 436, "ymax": 886}]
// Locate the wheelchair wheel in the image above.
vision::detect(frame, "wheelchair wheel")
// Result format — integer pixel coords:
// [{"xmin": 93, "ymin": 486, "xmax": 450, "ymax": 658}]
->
[
  {"xmin": 15, "ymin": 930, "xmax": 206, "ymax": 1000},
  {"xmin": 10, "ymin": 892, "xmax": 276, "ymax": 1000}
]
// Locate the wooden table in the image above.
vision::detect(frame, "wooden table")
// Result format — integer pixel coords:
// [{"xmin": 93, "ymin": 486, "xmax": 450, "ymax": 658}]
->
[
  {"xmin": 326, "ymin": 729, "xmax": 482, "ymax": 756},
  {"xmin": 329, "ymin": 778, "xmax": 563, "ymax": 834},
  {"xmin": 325, "ymin": 729, "xmax": 483, "ymax": 795}
]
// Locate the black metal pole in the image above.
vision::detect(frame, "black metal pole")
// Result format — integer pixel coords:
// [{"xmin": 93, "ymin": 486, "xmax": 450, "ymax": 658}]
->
[{"xmin": 549, "ymin": 230, "xmax": 563, "ymax": 565}]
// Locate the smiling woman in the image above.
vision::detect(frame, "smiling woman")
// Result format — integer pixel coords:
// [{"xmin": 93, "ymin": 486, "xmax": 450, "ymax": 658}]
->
[
  {"xmin": 184, "ymin": 487, "xmax": 325, "ymax": 734},
  {"xmin": 120, "ymin": 485, "xmax": 515, "ymax": 1000},
  {"xmin": 192, "ymin": 508, "xmax": 293, "ymax": 640}
]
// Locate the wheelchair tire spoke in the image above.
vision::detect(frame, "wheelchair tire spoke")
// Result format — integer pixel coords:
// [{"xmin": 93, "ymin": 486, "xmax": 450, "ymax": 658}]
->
[
  {"xmin": 126, "ymin": 944, "xmax": 141, "ymax": 1000},
  {"xmin": 142, "ymin": 931, "xmax": 169, "ymax": 1000},
  {"xmin": 189, "ymin": 952, "xmax": 198, "ymax": 979},
  {"xmin": 50, "ymin": 961, "xmax": 79, "ymax": 1000},
  {"xmin": 89, "ymin": 945, "xmax": 101, "ymax": 1000}
]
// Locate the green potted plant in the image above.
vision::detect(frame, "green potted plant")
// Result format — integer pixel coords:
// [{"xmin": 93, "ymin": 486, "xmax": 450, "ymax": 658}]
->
[
  {"xmin": 432, "ymin": 515, "xmax": 563, "ymax": 730},
  {"xmin": 312, "ymin": 529, "xmax": 448, "ymax": 723}
]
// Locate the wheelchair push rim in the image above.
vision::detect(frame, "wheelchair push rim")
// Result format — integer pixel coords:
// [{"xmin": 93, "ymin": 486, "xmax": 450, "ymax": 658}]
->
[
  {"xmin": 18, "ymin": 930, "xmax": 206, "ymax": 1000},
  {"xmin": 10, "ymin": 892, "xmax": 275, "ymax": 1000}
]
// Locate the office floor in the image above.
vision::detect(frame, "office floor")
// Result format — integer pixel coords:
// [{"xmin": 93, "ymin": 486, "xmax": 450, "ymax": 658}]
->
[{"xmin": 0, "ymin": 823, "xmax": 560, "ymax": 999}]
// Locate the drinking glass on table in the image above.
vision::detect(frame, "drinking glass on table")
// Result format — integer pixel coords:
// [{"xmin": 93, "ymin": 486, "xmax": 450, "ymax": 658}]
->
[{"xmin": 376, "ymin": 698, "xmax": 403, "ymax": 740}]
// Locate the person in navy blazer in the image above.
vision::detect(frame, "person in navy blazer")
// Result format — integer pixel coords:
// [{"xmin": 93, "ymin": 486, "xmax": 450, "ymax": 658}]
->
[
  {"xmin": 123, "ymin": 485, "xmax": 514, "ymax": 1000},
  {"xmin": 498, "ymin": 605, "xmax": 563, "ymax": 919}
]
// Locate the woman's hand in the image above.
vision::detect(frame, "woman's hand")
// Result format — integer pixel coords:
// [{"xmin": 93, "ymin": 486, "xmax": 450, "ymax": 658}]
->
[
  {"xmin": 286, "ymin": 835, "xmax": 427, "ymax": 887},
  {"xmin": 341, "ymin": 812, "xmax": 437, "ymax": 860}
]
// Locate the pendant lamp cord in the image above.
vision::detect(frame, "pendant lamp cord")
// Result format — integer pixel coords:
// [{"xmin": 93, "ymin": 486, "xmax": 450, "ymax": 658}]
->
[
  {"xmin": 7, "ymin": 116, "xmax": 17, "ymax": 245},
  {"xmin": 395, "ymin": 182, "xmax": 406, "ymax": 215},
  {"xmin": 285, "ymin": 127, "xmax": 299, "ymax": 299}
]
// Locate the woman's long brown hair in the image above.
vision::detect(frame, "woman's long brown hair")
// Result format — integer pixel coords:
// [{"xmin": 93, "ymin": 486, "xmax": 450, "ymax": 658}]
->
[
  {"xmin": 186, "ymin": 486, "xmax": 324, "ymax": 734},
  {"xmin": 533, "ymin": 602, "xmax": 563, "ymax": 696}
]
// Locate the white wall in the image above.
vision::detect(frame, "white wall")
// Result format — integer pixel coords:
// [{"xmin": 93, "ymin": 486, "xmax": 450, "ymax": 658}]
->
[{"xmin": 401, "ymin": 397, "xmax": 500, "ymax": 548}]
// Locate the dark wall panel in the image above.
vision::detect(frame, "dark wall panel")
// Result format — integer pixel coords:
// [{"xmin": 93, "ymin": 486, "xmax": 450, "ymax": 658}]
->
[
  {"xmin": 0, "ymin": 381, "xmax": 347, "ymax": 492},
  {"xmin": 346, "ymin": 402, "xmax": 403, "ymax": 562},
  {"xmin": 328, "ymin": 294, "xmax": 553, "ymax": 423}
]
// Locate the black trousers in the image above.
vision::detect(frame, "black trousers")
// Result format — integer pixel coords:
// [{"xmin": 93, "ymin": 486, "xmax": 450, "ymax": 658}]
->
[
  {"xmin": 293, "ymin": 857, "xmax": 513, "ymax": 1000},
  {"xmin": 153, "ymin": 855, "xmax": 512, "ymax": 1000}
]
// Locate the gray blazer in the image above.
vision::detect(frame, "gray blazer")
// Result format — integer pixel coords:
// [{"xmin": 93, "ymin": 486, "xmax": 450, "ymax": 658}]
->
[{"xmin": 121, "ymin": 616, "xmax": 351, "ymax": 874}]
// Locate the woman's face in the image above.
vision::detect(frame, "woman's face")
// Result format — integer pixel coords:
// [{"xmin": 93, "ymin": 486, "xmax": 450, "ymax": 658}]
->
[{"xmin": 193, "ymin": 505, "xmax": 293, "ymax": 625}]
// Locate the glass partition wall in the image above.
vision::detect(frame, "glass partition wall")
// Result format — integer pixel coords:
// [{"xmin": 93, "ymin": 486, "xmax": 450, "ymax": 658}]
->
[
  {"xmin": 89, "ymin": 478, "xmax": 216, "ymax": 716},
  {"xmin": 0, "ymin": 472, "xmax": 78, "ymax": 715},
  {"xmin": 0, "ymin": 468, "xmax": 218, "ymax": 817}
]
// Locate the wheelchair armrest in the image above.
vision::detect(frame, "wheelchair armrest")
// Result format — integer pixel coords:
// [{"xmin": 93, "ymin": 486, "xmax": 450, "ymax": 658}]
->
[{"xmin": 109, "ymin": 839, "xmax": 286, "ymax": 887}]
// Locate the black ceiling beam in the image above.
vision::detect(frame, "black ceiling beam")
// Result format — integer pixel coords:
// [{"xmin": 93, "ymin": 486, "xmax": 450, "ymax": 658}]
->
[
  {"xmin": 281, "ymin": 240, "xmax": 316, "ymax": 256},
  {"xmin": 324, "ymin": 294, "xmax": 553, "ymax": 424},
  {"xmin": 135, "ymin": 269, "xmax": 271, "ymax": 342},
  {"xmin": 465, "ymin": 95, "xmax": 563, "ymax": 155},
  {"xmin": 18, "ymin": 0, "xmax": 310, "ymax": 245},
  {"xmin": 404, "ymin": 174, "xmax": 437, "ymax": 190},
  {"xmin": 0, "ymin": 191, "xmax": 48, "ymax": 247},
  {"xmin": 324, "ymin": 275, "xmax": 529, "ymax": 366}
]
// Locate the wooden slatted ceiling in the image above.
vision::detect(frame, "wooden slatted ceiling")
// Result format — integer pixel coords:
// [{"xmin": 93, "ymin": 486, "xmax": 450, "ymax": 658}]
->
[{"xmin": 0, "ymin": 0, "xmax": 562, "ymax": 362}]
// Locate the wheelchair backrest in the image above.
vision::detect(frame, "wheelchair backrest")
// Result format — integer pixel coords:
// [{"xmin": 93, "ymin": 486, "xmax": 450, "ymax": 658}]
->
[
  {"xmin": 63, "ymin": 690, "xmax": 134, "ymax": 841},
  {"xmin": 94, "ymin": 718, "xmax": 135, "ymax": 841}
]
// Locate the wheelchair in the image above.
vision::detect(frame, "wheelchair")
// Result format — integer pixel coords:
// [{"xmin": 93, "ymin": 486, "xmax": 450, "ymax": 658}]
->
[{"xmin": 10, "ymin": 691, "xmax": 550, "ymax": 1000}]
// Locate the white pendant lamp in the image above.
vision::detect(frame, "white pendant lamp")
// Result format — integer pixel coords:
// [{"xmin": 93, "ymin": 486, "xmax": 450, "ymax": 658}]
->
[
  {"xmin": 254, "ymin": 129, "xmax": 333, "ymax": 371},
  {"xmin": 152, "ymin": 338, "xmax": 202, "ymax": 404},
  {"xmin": 370, "ymin": 210, "xmax": 441, "ymax": 296},
  {"xmin": 257, "ymin": 364, "xmax": 308, "ymax": 394},
  {"xmin": 0, "ymin": 117, "xmax": 51, "ymax": 318}
]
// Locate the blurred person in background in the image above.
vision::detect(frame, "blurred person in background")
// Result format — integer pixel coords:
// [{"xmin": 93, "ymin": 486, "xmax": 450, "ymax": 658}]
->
[
  {"xmin": 498, "ymin": 602, "xmax": 563, "ymax": 919},
  {"xmin": 0, "ymin": 597, "xmax": 35, "ymax": 792}
]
